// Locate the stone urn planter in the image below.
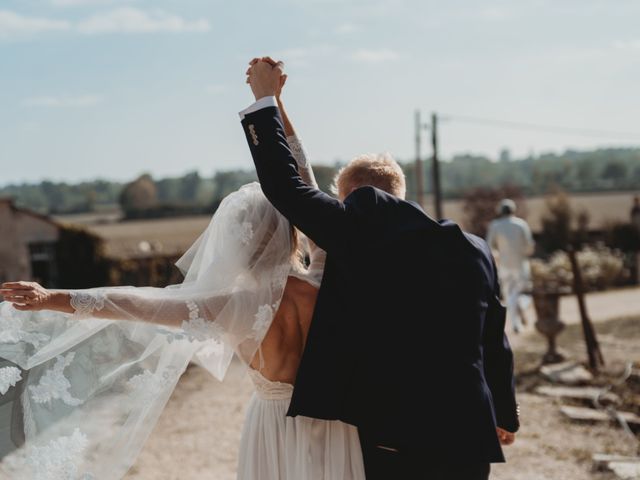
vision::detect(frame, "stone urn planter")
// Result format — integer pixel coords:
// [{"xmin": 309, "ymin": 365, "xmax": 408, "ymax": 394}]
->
[{"xmin": 532, "ymin": 291, "xmax": 566, "ymax": 364}]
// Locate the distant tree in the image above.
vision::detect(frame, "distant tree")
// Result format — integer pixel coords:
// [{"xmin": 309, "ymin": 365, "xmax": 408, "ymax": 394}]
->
[
  {"xmin": 119, "ymin": 174, "xmax": 158, "ymax": 217},
  {"xmin": 211, "ymin": 170, "xmax": 257, "ymax": 200},
  {"xmin": 539, "ymin": 190, "xmax": 572, "ymax": 253},
  {"xmin": 3, "ymin": 147, "xmax": 640, "ymax": 213},
  {"xmin": 602, "ymin": 161, "xmax": 627, "ymax": 181},
  {"xmin": 41, "ymin": 181, "xmax": 67, "ymax": 212},
  {"xmin": 576, "ymin": 160, "xmax": 596, "ymax": 188},
  {"xmin": 178, "ymin": 171, "xmax": 202, "ymax": 204},
  {"xmin": 84, "ymin": 190, "xmax": 97, "ymax": 212},
  {"xmin": 538, "ymin": 189, "xmax": 590, "ymax": 254},
  {"xmin": 462, "ymin": 184, "xmax": 526, "ymax": 238},
  {"xmin": 499, "ymin": 148, "xmax": 512, "ymax": 163},
  {"xmin": 156, "ymin": 177, "xmax": 182, "ymax": 203}
]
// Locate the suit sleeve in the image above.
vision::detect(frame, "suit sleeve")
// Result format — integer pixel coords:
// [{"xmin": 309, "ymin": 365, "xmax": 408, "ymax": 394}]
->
[
  {"xmin": 483, "ymin": 258, "xmax": 520, "ymax": 432},
  {"xmin": 240, "ymin": 106, "xmax": 347, "ymax": 252}
]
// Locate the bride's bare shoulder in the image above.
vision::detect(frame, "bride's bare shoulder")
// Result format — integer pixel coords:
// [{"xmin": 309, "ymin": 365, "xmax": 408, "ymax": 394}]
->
[
  {"xmin": 269, "ymin": 277, "xmax": 317, "ymax": 334},
  {"xmin": 281, "ymin": 276, "xmax": 318, "ymax": 310},
  {"xmin": 278, "ymin": 277, "xmax": 318, "ymax": 335},
  {"xmin": 285, "ymin": 275, "xmax": 318, "ymax": 293}
]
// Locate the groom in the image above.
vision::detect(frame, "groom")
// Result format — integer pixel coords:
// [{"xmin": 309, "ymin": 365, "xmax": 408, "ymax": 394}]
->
[{"xmin": 240, "ymin": 59, "xmax": 519, "ymax": 479}]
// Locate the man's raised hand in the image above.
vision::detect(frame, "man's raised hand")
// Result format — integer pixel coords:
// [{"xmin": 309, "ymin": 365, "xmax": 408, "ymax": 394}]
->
[{"xmin": 246, "ymin": 58, "xmax": 285, "ymax": 101}]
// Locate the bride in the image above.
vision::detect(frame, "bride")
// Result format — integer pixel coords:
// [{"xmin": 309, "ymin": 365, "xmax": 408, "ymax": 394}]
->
[{"xmin": 0, "ymin": 78, "xmax": 365, "ymax": 479}]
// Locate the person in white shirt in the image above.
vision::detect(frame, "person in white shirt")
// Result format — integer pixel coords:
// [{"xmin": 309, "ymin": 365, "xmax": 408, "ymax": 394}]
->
[{"xmin": 486, "ymin": 199, "xmax": 535, "ymax": 333}]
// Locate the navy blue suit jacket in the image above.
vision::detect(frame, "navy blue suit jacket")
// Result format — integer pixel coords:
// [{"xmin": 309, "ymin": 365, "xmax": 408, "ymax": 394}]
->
[{"xmin": 241, "ymin": 106, "xmax": 519, "ymax": 462}]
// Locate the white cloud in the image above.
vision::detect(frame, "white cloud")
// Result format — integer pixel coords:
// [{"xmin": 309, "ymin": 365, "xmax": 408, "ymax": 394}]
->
[
  {"xmin": 21, "ymin": 121, "xmax": 41, "ymax": 132},
  {"xmin": 76, "ymin": 7, "xmax": 210, "ymax": 34},
  {"xmin": 272, "ymin": 45, "xmax": 335, "ymax": 67},
  {"xmin": 205, "ymin": 84, "xmax": 226, "ymax": 95},
  {"xmin": 24, "ymin": 95, "xmax": 103, "ymax": 108},
  {"xmin": 274, "ymin": 47, "xmax": 313, "ymax": 61},
  {"xmin": 51, "ymin": 0, "xmax": 133, "ymax": 6},
  {"xmin": 478, "ymin": 6, "xmax": 512, "ymax": 21},
  {"xmin": 335, "ymin": 22, "xmax": 361, "ymax": 35},
  {"xmin": 351, "ymin": 48, "xmax": 400, "ymax": 63},
  {"xmin": 613, "ymin": 39, "xmax": 640, "ymax": 50},
  {"xmin": 0, "ymin": 8, "xmax": 210, "ymax": 39},
  {"xmin": 0, "ymin": 10, "xmax": 70, "ymax": 38}
]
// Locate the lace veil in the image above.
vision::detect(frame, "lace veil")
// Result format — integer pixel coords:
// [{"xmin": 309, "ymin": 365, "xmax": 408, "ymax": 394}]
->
[{"xmin": 0, "ymin": 182, "xmax": 294, "ymax": 479}]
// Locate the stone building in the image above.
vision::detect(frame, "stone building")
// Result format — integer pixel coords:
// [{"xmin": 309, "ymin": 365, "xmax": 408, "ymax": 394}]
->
[{"xmin": 0, "ymin": 199, "xmax": 62, "ymax": 286}]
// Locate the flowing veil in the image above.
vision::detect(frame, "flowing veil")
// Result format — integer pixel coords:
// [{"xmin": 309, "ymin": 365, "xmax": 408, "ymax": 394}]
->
[{"xmin": 0, "ymin": 182, "xmax": 294, "ymax": 479}]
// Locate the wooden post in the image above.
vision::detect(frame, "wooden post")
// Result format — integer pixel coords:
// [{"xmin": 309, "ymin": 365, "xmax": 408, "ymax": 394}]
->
[
  {"xmin": 415, "ymin": 110, "xmax": 425, "ymax": 208},
  {"xmin": 431, "ymin": 112, "xmax": 443, "ymax": 220},
  {"xmin": 567, "ymin": 246, "xmax": 605, "ymax": 371}
]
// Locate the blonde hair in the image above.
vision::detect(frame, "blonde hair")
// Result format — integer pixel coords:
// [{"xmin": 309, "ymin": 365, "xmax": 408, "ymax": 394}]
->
[
  {"xmin": 332, "ymin": 153, "xmax": 406, "ymax": 199},
  {"xmin": 290, "ymin": 226, "xmax": 304, "ymax": 270}
]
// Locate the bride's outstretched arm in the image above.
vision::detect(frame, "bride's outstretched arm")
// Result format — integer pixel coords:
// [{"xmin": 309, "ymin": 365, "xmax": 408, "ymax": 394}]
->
[{"xmin": 0, "ymin": 281, "xmax": 232, "ymax": 328}]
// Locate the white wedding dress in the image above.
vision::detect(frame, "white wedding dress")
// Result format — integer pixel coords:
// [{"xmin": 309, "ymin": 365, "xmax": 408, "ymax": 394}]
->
[
  {"xmin": 238, "ymin": 274, "xmax": 364, "ymax": 480},
  {"xmin": 239, "ymin": 368, "xmax": 365, "ymax": 480},
  {"xmin": 0, "ymin": 135, "xmax": 365, "ymax": 480},
  {"xmin": 237, "ymin": 137, "xmax": 365, "ymax": 480}
]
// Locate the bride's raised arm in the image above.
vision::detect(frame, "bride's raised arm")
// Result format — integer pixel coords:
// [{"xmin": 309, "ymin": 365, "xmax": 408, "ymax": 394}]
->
[
  {"xmin": 277, "ymin": 96, "xmax": 326, "ymax": 277},
  {"xmin": 277, "ymin": 99, "xmax": 317, "ymax": 189}
]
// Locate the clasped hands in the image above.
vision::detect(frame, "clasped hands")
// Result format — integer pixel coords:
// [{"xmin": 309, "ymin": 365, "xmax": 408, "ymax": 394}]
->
[{"xmin": 245, "ymin": 57, "xmax": 287, "ymax": 101}]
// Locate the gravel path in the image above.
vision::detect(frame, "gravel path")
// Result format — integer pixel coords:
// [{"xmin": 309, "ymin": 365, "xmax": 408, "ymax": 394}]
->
[{"xmin": 129, "ymin": 287, "xmax": 640, "ymax": 479}]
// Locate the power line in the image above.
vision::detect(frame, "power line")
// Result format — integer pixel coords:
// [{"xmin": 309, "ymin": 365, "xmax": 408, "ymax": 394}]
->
[{"xmin": 440, "ymin": 113, "xmax": 640, "ymax": 142}]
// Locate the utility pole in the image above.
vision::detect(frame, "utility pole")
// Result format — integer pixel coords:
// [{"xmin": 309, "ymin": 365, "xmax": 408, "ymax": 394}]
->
[
  {"xmin": 431, "ymin": 112, "xmax": 443, "ymax": 220},
  {"xmin": 415, "ymin": 110, "xmax": 425, "ymax": 208}
]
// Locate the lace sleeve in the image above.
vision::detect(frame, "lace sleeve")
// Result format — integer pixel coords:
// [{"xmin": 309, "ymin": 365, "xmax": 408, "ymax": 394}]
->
[
  {"xmin": 66, "ymin": 286, "xmax": 234, "ymax": 330},
  {"xmin": 286, "ymin": 135, "xmax": 326, "ymax": 279},
  {"xmin": 287, "ymin": 135, "xmax": 318, "ymax": 189},
  {"xmin": 68, "ymin": 290, "xmax": 106, "ymax": 319}
]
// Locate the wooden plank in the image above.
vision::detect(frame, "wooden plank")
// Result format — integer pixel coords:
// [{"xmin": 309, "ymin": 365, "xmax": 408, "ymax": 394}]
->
[
  {"xmin": 608, "ymin": 462, "xmax": 640, "ymax": 480},
  {"xmin": 561, "ymin": 406, "xmax": 640, "ymax": 426},
  {"xmin": 540, "ymin": 361, "xmax": 594, "ymax": 385},
  {"xmin": 593, "ymin": 454, "xmax": 640, "ymax": 468},
  {"xmin": 536, "ymin": 385, "xmax": 620, "ymax": 403}
]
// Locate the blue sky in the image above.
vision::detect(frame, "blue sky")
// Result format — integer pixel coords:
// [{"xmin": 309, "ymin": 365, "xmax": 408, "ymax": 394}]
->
[{"xmin": 1, "ymin": 0, "xmax": 640, "ymax": 185}]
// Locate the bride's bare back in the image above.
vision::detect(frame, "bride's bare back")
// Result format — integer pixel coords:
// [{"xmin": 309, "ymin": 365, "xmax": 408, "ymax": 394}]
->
[{"xmin": 250, "ymin": 276, "xmax": 318, "ymax": 384}]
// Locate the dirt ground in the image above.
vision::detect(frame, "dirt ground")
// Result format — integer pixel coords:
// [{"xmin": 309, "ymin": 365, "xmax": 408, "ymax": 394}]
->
[
  {"xmin": 492, "ymin": 315, "xmax": 640, "ymax": 480},
  {"xmin": 128, "ymin": 288, "xmax": 640, "ymax": 480}
]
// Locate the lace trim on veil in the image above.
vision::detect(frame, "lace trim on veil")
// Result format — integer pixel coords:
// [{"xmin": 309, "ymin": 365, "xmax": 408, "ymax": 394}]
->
[{"xmin": 0, "ymin": 135, "xmax": 323, "ymax": 477}]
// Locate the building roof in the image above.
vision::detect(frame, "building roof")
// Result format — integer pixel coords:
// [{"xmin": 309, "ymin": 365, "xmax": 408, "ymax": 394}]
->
[{"xmin": 0, "ymin": 198, "xmax": 61, "ymax": 228}]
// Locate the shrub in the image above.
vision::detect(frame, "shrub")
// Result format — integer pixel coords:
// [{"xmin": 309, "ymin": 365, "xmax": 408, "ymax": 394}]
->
[{"xmin": 531, "ymin": 244, "xmax": 628, "ymax": 292}]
